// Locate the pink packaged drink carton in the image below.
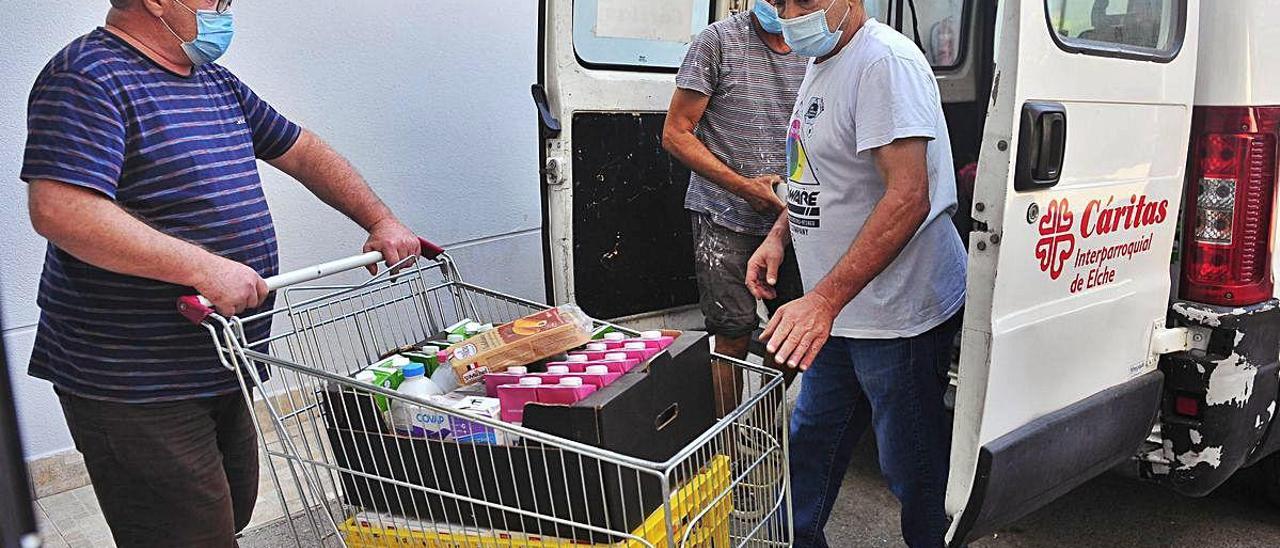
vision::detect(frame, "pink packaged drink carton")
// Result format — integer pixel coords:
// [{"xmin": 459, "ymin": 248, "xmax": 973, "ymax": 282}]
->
[
  {"xmin": 599, "ymin": 332, "xmax": 629, "ymax": 350},
  {"xmin": 483, "ymin": 365, "xmax": 528, "ymax": 398},
  {"xmin": 577, "ymin": 365, "xmax": 621, "ymax": 389},
  {"xmin": 536, "ymin": 377, "xmax": 598, "ymax": 405},
  {"xmin": 571, "ymin": 346, "xmax": 650, "ymax": 362},
  {"xmin": 546, "ymin": 354, "xmax": 591, "ymax": 373},
  {"xmin": 584, "ymin": 342, "xmax": 611, "ymax": 353},
  {"xmin": 497, "ymin": 377, "xmax": 542, "ymax": 423},
  {"xmin": 532, "ymin": 364, "xmax": 572, "ymax": 385},
  {"xmin": 549, "ymin": 354, "xmax": 633, "ymax": 374},
  {"xmin": 599, "ymin": 352, "xmax": 640, "ymax": 373},
  {"xmin": 621, "ymin": 341, "xmax": 661, "ymax": 361},
  {"xmin": 629, "ymin": 330, "xmax": 676, "ymax": 351}
]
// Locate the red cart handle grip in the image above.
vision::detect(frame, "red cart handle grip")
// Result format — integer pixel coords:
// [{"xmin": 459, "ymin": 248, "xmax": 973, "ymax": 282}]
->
[
  {"xmin": 178, "ymin": 295, "xmax": 216, "ymax": 325},
  {"xmin": 417, "ymin": 237, "xmax": 445, "ymax": 260}
]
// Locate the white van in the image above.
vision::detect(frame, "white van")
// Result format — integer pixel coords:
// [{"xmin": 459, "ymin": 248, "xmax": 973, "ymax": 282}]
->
[{"xmin": 533, "ymin": 0, "xmax": 1280, "ymax": 544}]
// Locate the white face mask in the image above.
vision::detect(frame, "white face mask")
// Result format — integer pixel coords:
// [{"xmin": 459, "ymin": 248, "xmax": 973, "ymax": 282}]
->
[{"xmin": 779, "ymin": 0, "xmax": 852, "ymax": 57}]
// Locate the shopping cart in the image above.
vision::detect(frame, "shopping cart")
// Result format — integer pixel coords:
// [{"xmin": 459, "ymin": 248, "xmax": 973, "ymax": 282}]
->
[{"xmin": 178, "ymin": 239, "xmax": 791, "ymax": 547}]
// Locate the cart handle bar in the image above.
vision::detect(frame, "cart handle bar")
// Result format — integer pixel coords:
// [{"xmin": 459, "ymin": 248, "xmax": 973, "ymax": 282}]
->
[{"xmin": 177, "ymin": 237, "xmax": 444, "ymax": 324}]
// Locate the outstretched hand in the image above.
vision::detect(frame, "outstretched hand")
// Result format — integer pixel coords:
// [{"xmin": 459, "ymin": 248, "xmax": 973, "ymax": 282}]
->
[{"xmin": 760, "ymin": 292, "xmax": 837, "ymax": 370}]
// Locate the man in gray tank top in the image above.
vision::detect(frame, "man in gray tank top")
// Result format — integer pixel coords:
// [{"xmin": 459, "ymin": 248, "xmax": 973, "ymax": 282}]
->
[{"xmin": 663, "ymin": 1, "xmax": 808, "ymax": 415}]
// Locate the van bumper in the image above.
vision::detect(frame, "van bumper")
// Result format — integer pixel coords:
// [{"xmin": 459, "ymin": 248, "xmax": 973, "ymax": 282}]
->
[
  {"xmin": 1158, "ymin": 299, "xmax": 1280, "ymax": 496},
  {"xmin": 947, "ymin": 371, "xmax": 1163, "ymax": 546}
]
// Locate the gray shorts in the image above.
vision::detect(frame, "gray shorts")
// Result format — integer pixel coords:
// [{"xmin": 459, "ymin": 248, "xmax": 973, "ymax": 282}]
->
[{"xmin": 691, "ymin": 212, "xmax": 804, "ymax": 338}]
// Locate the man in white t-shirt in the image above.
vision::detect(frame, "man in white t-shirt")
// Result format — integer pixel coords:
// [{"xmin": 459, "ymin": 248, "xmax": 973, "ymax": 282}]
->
[{"xmin": 747, "ymin": 1, "xmax": 966, "ymax": 546}]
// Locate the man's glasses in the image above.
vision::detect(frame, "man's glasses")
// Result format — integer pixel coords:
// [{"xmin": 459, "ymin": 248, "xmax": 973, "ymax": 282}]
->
[{"xmin": 215, "ymin": 0, "xmax": 233, "ymax": 13}]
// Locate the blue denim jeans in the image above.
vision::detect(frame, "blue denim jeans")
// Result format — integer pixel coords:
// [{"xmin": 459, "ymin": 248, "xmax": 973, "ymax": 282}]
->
[{"xmin": 790, "ymin": 315, "xmax": 959, "ymax": 548}]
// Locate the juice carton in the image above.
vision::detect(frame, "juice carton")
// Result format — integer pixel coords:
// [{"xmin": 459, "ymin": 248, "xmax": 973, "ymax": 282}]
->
[
  {"xmin": 399, "ymin": 392, "xmax": 512, "ymax": 445},
  {"xmin": 570, "ymin": 346, "xmax": 650, "ymax": 362},
  {"xmin": 591, "ymin": 324, "xmax": 621, "ymax": 340},
  {"xmin": 531, "ymin": 364, "xmax": 571, "ymax": 385},
  {"xmin": 498, "ymin": 377, "xmax": 543, "ymax": 423},
  {"xmin": 577, "ymin": 365, "xmax": 621, "ymax": 389},
  {"xmin": 599, "ymin": 331, "xmax": 629, "ymax": 350},
  {"xmin": 445, "ymin": 319, "xmax": 474, "ymax": 338},
  {"xmin": 604, "ymin": 352, "xmax": 642, "ymax": 372},
  {"xmin": 621, "ymin": 341, "xmax": 661, "ymax": 360},
  {"xmin": 483, "ymin": 365, "xmax": 528, "ymax": 398},
  {"xmin": 546, "ymin": 354, "xmax": 591, "ymax": 373},
  {"xmin": 629, "ymin": 330, "xmax": 676, "ymax": 351},
  {"xmin": 360, "ymin": 355, "xmax": 410, "ymax": 413},
  {"xmin": 446, "ymin": 305, "xmax": 594, "ymax": 385},
  {"xmin": 535, "ymin": 377, "xmax": 597, "ymax": 405},
  {"xmin": 581, "ymin": 342, "xmax": 610, "ymax": 353}
]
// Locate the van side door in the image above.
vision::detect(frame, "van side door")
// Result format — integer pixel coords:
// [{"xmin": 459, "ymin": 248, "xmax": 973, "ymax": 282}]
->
[{"xmin": 538, "ymin": 0, "xmax": 726, "ymax": 323}]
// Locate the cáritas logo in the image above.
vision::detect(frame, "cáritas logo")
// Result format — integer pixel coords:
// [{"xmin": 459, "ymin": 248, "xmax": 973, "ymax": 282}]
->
[
  {"xmin": 1036, "ymin": 199, "xmax": 1075, "ymax": 280},
  {"xmin": 1033, "ymin": 195, "xmax": 1172, "ymax": 291}
]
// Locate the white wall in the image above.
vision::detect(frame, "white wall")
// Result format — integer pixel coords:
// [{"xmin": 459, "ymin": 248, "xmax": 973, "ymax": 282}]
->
[{"xmin": 0, "ymin": 1, "xmax": 543, "ymax": 459}]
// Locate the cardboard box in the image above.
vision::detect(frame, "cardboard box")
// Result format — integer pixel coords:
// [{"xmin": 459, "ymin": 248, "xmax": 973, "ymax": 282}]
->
[
  {"xmin": 320, "ymin": 331, "xmax": 717, "ymax": 543},
  {"xmin": 446, "ymin": 306, "xmax": 594, "ymax": 385},
  {"xmin": 521, "ymin": 331, "xmax": 716, "ymax": 463}
]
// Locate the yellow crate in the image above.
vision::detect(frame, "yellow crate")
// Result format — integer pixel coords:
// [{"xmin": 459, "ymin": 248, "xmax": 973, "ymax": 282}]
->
[
  {"xmin": 340, "ymin": 455, "xmax": 732, "ymax": 548},
  {"xmin": 630, "ymin": 455, "xmax": 732, "ymax": 548}
]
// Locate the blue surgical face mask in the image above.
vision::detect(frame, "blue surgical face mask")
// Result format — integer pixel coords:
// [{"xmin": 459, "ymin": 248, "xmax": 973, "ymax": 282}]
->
[
  {"xmin": 753, "ymin": 1, "xmax": 784, "ymax": 34},
  {"xmin": 780, "ymin": 0, "xmax": 851, "ymax": 57},
  {"xmin": 160, "ymin": 0, "xmax": 234, "ymax": 66}
]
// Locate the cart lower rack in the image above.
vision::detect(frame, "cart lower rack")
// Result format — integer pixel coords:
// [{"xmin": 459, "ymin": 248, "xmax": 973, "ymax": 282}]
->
[{"xmin": 182, "ymin": 241, "xmax": 792, "ymax": 547}]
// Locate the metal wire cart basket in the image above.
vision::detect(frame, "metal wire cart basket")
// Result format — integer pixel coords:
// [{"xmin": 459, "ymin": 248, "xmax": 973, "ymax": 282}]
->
[{"xmin": 179, "ymin": 243, "xmax": 791, "ymax": 547}]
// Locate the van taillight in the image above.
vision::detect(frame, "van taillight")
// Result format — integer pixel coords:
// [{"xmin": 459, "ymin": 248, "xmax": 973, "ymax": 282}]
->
[{"xmin": 1180, "ymin": 107, "xmax": 1280, "ymax": 306}]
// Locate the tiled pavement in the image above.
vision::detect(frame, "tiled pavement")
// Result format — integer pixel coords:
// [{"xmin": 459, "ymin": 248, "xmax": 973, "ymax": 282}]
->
[
  {"xmin": 33, "ymin": 462, "xmax": 298, "ymax": 547},
  {"xmin": 33, "ymin": 424, "xmax": 316, "ymax": 547}
]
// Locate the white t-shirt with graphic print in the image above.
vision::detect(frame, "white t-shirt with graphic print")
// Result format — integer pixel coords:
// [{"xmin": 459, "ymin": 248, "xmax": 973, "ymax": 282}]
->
[{"xmin": 786, "ymin": 19, "xmax": 967, "ymax": 339}]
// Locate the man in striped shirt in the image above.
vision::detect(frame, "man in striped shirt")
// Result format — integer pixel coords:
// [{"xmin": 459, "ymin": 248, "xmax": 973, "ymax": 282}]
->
[
  {"xmin": 21, "ymin": 1, "xmax": 420, "ymax": 544},
  {"xmin": 663, "ymin": 3, "xmax": 807, "ymax": 414}
]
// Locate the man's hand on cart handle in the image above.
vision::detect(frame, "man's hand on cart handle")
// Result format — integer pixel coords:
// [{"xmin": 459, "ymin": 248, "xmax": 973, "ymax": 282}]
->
[
  {"xmin": 192, "ymin": 255, "xmax": 270, "ymax": 318},
  {"xmin": 363, "ymin": 218, "xmax": 422, "ymax": 275},
  {"xmin": 177, "ymin": 235, "xmax": 446, "ymax": 324}
]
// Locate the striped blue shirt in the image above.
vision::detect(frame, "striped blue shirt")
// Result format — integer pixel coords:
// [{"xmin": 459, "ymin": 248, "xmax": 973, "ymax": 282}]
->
[{"xmin": 20, "ymin": 29, "xmax": 300, "ymax": 403}]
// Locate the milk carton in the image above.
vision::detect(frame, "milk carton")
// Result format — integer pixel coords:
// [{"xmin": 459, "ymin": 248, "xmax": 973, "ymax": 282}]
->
[{"xmin": 401, "ymin": 393, "xmax": 513, "ymax": 445}]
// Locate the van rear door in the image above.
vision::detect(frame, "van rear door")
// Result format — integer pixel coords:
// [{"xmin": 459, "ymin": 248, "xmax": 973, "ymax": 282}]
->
[
  {"xmin": 536, "ymin": 0, "xmax": 726, "ymax": 324},
  {"xmin": 948, "ymin": 0, "xmax": 1199, "ymax": 543}
]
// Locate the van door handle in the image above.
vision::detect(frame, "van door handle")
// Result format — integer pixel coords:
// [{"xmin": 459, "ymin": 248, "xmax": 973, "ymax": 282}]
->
[{"xmin": 1015, "ymin": 102, "xmax": 1067, "ymax": 191}]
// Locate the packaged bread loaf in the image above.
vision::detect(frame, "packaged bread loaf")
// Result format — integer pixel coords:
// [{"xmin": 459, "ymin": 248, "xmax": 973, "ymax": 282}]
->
[{"xmin": 446, "ymin": 305, "xmax": 594, "ymax": 385}]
